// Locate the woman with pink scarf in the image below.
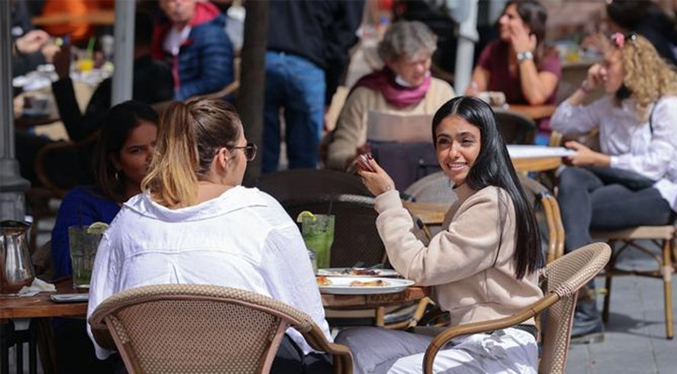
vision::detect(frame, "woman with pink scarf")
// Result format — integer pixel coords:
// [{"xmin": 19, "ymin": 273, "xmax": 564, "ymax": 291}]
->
[{"xmin": 325, "ymin": 21, "xmax": 456, "ymax": 171}]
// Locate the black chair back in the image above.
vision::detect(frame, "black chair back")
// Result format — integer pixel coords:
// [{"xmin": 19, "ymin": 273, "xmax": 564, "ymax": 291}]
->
[
  {"xmin": 251, "ymin": 169, "xmax": 371, "ymax": 201},
  {"xmin": 494, "ymin": 109, "xmax": 538, "ymax": 144},
  {"xmin": 281, "ymin": 194, "xmax": 386, "ymax": 268}
]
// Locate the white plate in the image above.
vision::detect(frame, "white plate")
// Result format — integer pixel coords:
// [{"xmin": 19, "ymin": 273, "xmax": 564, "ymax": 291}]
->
[
  {"xmin": 317, "ymin": 268, "xmax": 400, "ymax": 278},
  {"xmin": 317, "ymin": 276, "xmax": 414, "ymax": 295}
]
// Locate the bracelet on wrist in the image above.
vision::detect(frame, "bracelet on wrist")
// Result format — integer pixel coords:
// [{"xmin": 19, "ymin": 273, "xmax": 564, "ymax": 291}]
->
[
  {"xmin": 516, "ymin": 51, "xmax": 534, "ymax": 63},
  {"xmin": 580, "ymin": 80, "xmax": 591, "ymax": 94}
]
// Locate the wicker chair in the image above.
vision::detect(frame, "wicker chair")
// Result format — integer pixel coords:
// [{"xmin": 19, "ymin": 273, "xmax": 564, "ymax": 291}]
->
[
  {"xmin": 89, "ymin": 284, "xmax": 353, "ymax": 374},
  {"xmin": 252, "ymin": 169, "xmax": 371, "ymax": 202},
  {"xmin": 403, "ymin": 172, "xmax": 457, "ymax": 205},
  {"xmin": 423, "ymin": 242, "xmax": 611, "ymax": 374},
  {"xmin": 518, "ymin": 175, "xmax": 565, "ymax": 264},
  {"xmin": 281, "ymin": 194, "xmax": 385, "ymax": 268},
  {"xmin": 494, "ymin": 108, "xmax": 538, "ymax": 145},
  {"xmin": 592, "ymin": 222, "xmax": 677, "ymax": 339}
]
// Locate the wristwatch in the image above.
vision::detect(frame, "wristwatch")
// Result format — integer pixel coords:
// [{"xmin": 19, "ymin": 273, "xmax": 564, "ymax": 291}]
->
[{"xmin": 516, "ymin": 51, "xmax": 534, "ymax": 62}]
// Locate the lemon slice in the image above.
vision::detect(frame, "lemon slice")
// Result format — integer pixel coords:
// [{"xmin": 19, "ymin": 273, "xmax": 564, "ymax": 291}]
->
[
  {"xmin": 87, "ymin": 222, "xmax": 110, "ymax": 235},
  {"xmin": 296, "ymin": 210, "xmax": 316, "ymax": 223}
]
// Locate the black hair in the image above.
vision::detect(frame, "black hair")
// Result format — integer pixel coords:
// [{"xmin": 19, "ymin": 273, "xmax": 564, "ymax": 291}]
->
[
  {"xmin": 431, "ymin": 97, "xmax": 542, "ymax": 279},
  {"xmin": 606, "ymin": 0, "xmax": 650, "ymax": 30},
  {"xmin": 505, "ymin": 0, "xmax": 549, "ymax": 63},
  {"xmin": 93, "ymin": 100, "xmax": 159, "ymax": 202}
]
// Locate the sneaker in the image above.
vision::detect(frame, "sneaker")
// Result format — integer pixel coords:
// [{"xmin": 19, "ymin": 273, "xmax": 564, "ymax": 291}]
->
[{"xmin": 570, "ymin": 299, "xmax": 604, "ymax": 344}]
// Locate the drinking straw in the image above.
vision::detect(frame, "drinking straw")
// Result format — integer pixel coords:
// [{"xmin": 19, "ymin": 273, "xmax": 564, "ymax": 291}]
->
[{"xmin": 86, "ymin": 37, "xmax": 96, "ymax": 58}]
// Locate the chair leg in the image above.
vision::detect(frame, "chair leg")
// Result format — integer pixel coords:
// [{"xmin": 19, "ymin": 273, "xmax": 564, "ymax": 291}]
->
[
  {"xmin": 662, "ymin": 239, "xmax": 674, "ymax": 339},
  {"xmin": 602, "ymin": 273, "xmax": 612, "ymax": 323}
]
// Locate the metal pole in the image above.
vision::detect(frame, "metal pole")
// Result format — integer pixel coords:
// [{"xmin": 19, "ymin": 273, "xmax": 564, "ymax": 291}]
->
[
  {"xmin": 0, "ymin": 0, "xmax": 30, "ymax": 221},
  {"xmin": 111, "ymin": 0, "xmax": 135, "ymax": 105},
  {"xmin": 454, "ymin": 0, "xmax": 479, "ymax": 94}
]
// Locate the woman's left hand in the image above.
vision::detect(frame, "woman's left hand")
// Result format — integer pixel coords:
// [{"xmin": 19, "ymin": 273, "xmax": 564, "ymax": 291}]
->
[
  {"xmin": 510, "ymin": 25, "xmax": 536, "ymax": 55},
  {"xmin": 565, "ymin": 141, "xmax": 611, "ymax": 167},
  {"xmin": 358, "ymin": 158, "xmax": 396, "ymax": 196}
]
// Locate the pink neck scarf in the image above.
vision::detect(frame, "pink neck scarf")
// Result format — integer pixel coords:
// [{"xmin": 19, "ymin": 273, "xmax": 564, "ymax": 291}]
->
[{"xmin": 353, "ymin": 68, "xmax": 431, "ymax": 108}]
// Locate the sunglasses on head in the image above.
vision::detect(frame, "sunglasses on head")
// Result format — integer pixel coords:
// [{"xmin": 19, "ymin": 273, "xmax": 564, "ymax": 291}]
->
[{"xmin": 230, "ymin": 143, "xmax": 258, "ymax": 161}]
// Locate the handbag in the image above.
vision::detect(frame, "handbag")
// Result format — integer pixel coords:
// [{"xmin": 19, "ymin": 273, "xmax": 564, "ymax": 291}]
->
[{"xmin": 585, "ymin": 166, "xmax": 656, "ymax": 191}]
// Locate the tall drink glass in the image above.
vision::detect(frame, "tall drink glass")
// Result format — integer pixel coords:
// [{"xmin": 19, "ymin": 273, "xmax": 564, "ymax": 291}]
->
[
  {"xmin": 68, "ymin": 226, "xmax": 104, "ymax": 290},
  {"xmin": 301, "ymin": 215, "xmax": 335, "ymax": 269}
]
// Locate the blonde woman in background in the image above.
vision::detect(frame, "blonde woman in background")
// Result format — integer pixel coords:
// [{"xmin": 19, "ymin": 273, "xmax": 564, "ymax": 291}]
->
[
  {"xmin": 552, "ymin": 33, "xmax": 677, "ymax": 343},
  {"xmin": 86, "ymin": 99, "xmax": 333, "ymax": 373}
]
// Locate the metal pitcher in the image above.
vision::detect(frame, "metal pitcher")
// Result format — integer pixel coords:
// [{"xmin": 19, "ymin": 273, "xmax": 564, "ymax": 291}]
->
[{"xmin": 0, "ymin": 220, "xmax": 35, "ymax": 294}]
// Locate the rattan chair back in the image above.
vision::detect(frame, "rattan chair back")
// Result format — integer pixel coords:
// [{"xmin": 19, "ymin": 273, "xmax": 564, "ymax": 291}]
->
[
  {"xmin": 518, "ymin": 175, "xmax": 565, "ymax": 263},
  {"xmin": 281, "ymin": 194, "xmax": 385, "ymax": 267},
  {"xmin": 89, "ymin": 284, "xmax": 353, "ymax": 374},
  {"xmin": 494, "ymin": 108, "xmax": 538, "ymax": 144},
  {"xmin": 422, "ymin": 242, "xmax": 610, "ymax": 374},
  {"xmin": 403, "ymin": 172, "xmax": 457, "ymax": 204},
  {"xmin": 251, "ymin": 169, "xmax": 371, "ymax": 202}
]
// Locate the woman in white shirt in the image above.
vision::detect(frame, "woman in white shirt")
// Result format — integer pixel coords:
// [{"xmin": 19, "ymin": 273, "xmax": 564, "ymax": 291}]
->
[
  {"xmin": 86, "ymin": 98, "xmax": 332, "ymax": 373},
  {"xmin": 551, "ymin": 33, "xmax": 677, "ymax": 343}
]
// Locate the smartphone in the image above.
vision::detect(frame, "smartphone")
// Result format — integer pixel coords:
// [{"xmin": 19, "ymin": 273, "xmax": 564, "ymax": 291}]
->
[
  {"xmin": 49, "ymin": 293, "xmax": 89, "ymax": 303},
  {"xmin": 356, "ymin": 154, "xmax": 374, "ymax": 172}
]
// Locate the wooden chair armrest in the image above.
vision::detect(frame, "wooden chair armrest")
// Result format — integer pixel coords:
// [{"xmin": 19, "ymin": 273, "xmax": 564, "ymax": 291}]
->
[
  {"xmin": 422, "ymin": 293, "xmax": 559, "ymax": 374},
  {"xmin": 302, "ymin": 323, "xmax": 354, "ymax": 374}
]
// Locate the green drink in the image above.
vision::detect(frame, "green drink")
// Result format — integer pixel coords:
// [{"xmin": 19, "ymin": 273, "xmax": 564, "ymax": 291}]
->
[
  {"xmin": 69, "ymin": 224, "xmax": 106, "ymax": 289},
  {"xmin": 301, "ymin": 214, "xmax": 335, "ymax": 269}
]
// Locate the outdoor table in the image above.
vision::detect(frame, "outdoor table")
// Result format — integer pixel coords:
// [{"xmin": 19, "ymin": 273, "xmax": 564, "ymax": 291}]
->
[
  {"xmin": 403, "ymin": 201, "xmax": 449, "ymax": 226},
  {"xmin": 507, "ymin": 104, "xmax": 556, "ymax": 121},
  {"xmin": 508, "ymin": 145, "xmax": 572, "ymax": 173},
  {"xmin": 0, "ymin": 279, "xmax": 86, "ymax": 374},
  {"xmin": 321, "ymin": 286, "xmax": 427, "ymax": 310}
]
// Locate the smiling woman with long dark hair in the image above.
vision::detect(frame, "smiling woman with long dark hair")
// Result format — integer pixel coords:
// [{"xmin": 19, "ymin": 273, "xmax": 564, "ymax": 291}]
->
[{"xmin": 336, "ymin": 96, "xmax": 543, "ymax": 373}]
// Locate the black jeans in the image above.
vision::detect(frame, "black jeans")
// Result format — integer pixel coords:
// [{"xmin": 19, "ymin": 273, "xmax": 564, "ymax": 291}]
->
[
  {"xmin": 270, "ymin": 335, "xmax": 333, "ymax": 374},
  {"xmin": 557, "ymin": 167, "xmax": 675, "ymax": 253}
]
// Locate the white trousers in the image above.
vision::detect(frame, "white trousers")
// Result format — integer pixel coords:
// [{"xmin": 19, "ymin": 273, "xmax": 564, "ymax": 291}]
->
[{"xmin": 335, "ymin": 326, "xmax": 538, "ymax": 374}]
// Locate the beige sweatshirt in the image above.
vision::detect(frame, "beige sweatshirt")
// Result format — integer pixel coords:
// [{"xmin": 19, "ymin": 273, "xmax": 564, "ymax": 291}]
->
[
  {"xmin": 375, "ymin": 184, "xmax": 543, "ymax": 326},
  {"xmin": 326, "ymin": 78, "xmax": 455, "ymax": 170}
]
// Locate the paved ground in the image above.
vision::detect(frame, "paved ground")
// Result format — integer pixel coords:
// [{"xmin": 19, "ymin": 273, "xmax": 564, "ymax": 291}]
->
[{"xmin": 566, "ymin": 243, "xmax": 677, "ymax": 374}]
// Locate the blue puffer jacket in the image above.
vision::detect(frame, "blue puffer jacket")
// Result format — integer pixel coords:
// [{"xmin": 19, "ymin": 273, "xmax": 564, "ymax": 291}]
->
[{"xmin": 152, "ymin": 2, "xmax": 234, "ymax": 100}]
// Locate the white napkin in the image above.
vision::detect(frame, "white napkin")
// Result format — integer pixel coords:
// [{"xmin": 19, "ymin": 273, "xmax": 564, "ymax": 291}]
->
[{"xmin": 18, "ymin": 278, "xmax": 57, "ymax": 297}]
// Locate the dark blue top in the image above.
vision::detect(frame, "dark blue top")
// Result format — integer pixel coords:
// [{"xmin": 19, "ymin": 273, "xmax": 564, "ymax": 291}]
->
[{"xmin": 51, "ymin": 186, "xmax": 121, "ymax": 280}]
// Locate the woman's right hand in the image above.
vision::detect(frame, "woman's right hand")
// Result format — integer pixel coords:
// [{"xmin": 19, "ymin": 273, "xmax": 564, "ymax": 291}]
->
[
  {"xmin": 357, "ymin": 157, "xmax": 395, "ymax": 196},
  {"xmin": 585, "ymin": 63, "xmax": 606, "ymax": 91}
]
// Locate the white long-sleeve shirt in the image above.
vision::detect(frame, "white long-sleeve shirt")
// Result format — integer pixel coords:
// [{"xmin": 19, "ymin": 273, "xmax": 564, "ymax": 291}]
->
[
  {"xmin": 551, "ymin": 96, "xmax": 677, "ymax": 210},
  {"xmin": 86, "ymin": 186, "xmax": 331, "ymax": 359}
]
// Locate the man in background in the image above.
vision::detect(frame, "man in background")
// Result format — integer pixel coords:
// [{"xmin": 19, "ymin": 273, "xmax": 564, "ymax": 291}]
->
[
  {"xmin": 263, "ymin": 0, "xmax": 364, "ymax": 173},
  {"xmin": 152, "ymin": 0, "xmax": 234, "ymax": 100}
]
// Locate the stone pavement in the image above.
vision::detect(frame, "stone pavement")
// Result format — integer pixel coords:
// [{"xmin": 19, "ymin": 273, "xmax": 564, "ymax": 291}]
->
[{"xmin": 566, "ymin": 243, "xmax": 677, "ymax": 374}]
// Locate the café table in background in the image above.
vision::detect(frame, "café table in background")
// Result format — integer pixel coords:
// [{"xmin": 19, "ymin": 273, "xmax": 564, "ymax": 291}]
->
[
  {"xmin": 507, "ymin": 104, "xmax": 556, "ymax": 121},
  {"xmin": 0, "ymin": 279, "xmax": 86, "ymax": 374},
  {"xmin": 508, "ymin": 144, "xmax": 572, "ymax": 173}
]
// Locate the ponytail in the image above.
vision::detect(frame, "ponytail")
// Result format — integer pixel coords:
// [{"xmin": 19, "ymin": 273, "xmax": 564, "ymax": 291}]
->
[
  {"xmin": 141, "ymin": 98, "xmax": 243, "ymax": 209},
  {"xmin": 141, "ymin": 101, "xmax": 200, "ymax": 208}
]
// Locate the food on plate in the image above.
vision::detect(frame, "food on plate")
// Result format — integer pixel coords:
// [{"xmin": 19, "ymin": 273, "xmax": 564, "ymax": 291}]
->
[
  {"xmin": 349, "ymin": 279, "xmax": 390, "ymax": 287},
  {"xmin": 343, "ymin": 268, "xmax": 379, "ymax": 276},
  {"xmin": 316, "ymin": 276, "xmax": 332, "ymax": 286}
]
